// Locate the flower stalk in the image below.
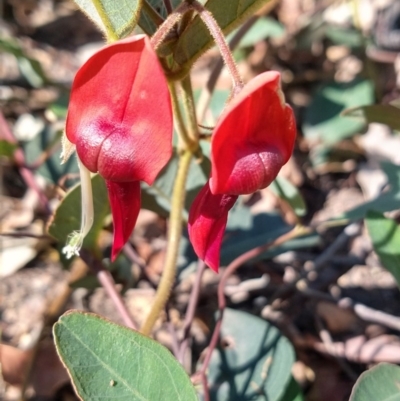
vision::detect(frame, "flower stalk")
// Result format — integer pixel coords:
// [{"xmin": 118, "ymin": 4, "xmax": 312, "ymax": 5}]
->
[
  {"xmin": 62, "ymin": 157, "xmax": 94, "ymax": 259},
  {"xmin": 140, "ymin": 150, "xmax": 192, "ymax": 335},
  {"xmin": 189, "ymin": 0, "xmax": 244, "ymax": 94}
]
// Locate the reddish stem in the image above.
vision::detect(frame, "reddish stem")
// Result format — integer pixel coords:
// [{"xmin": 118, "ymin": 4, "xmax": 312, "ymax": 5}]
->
[
  {"xmin": 195, "ymin": 227, "xmax": 303, "ymax": 394},
  {"xmin": 189, "ymin": 0, "xmax": 243, "ymax": 92}
]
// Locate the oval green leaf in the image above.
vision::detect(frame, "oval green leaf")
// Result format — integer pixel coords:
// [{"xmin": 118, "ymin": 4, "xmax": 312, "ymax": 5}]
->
[
  {"xmin": 173, "ymin": 0, "xmax": 274, "ymax": 71},
  {"xmin": 365, "ymin": 211, "xmax": 400, "ymax": 288},
  {"xmin": 207, "ymin": 308, "xmax": 295, "ymax": 401},
  {"xmin": 74, "ymin": 0, "xmax": 142, "ymax": 39},
  {"xmin": 270, "ymin": 176, "xmax": 307, "ymax": 217},
  {"xmin": 54, "ymin": 311, "xmax": 197, "ymax": 401},
  {"xmin": 303, "ymin": 79, "xmax": 374, "ymax": 145},
  {"xmin": 343, "ymin": 104, "xmax": 400, "ymax": 132},
  {"xmin": 349, "ymin": 363, "xmax": 400, "ymax": 401}
]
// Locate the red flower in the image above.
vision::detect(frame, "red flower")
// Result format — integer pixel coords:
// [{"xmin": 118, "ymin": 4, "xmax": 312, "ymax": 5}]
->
[
  {"xmin": 188, "ymin": 71, "xmax": 296, "ymax": 271},
  {"xmin": 188, "ymin": 182, "xmax": 237, "ymax": 272},
  {"xmin": 65, "ymin": 35, "xmax": 172, "ymax": 260}
]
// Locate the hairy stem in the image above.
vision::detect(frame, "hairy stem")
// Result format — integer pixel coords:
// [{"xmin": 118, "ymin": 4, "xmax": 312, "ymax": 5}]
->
[
  {"xmin": 140, "ymin": 150, "xmax": 192, "ymax": 335},
  {"xmin": 169, "ymin": 81, "xmax": 196, "ymax": 151},
  {"xmin": 190, "ymin": 0, "xmax": 243, "ymax": 92},
  {"xmin": 181, "ymin": 75, "xmax": 199, "ymax": 146},
  {"xmin": 151, "ymin": 2, "xmax": 191, "ymax": 50}
]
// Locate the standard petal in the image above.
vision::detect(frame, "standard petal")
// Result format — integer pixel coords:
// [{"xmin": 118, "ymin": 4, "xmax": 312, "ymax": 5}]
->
[
  {"xmin": 188, "ymin": 182, "xmax": 237, "ymax": 272},
  {"xmin": 106, "ymin": 180, "xmax": 141, "ymax": 261},
  {"xmin": 210, "ymin": 71, "xmax": 296, "ymax": 195},
  {"xmin": 66, "ymin": 35, "xmax": 173, "ymax": 185}
]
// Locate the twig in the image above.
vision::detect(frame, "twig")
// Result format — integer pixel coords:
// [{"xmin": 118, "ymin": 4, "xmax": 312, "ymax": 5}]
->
[
  {"xmin": 80, "ymin": 250, "xmax": 138, "ymax": 330},
  {"xmin": 194, "ymin": 226, "xmax": 307, "ymax": 397},
  {"xmin": 167, "ymin": 321, "xmax": 181, "ymax": 359},
  {"xmin": 270, "ymin": 222, "xmax": 362, "ymax": 303},
  {"xmin": 298, "ymin": 286, "xmax": 400, "ymax": 332},
  {"xmin": 315, "ymin": 315, "xmax": 359, "ymax": 381},
  {"xmin": 178, "ymin": 259, "xmax": 206, "ymax": 364},
  {"xmin": 123, "ymin": 242, "xmax": 146, "ymax": 270}
]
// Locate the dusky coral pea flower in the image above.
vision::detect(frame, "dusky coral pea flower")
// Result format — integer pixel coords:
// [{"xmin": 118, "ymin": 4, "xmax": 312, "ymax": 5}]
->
[
  {"xmin": 188, "ymin": 71, "xmax": 296, "ymax": 272},
  {"xmin": 62, "ymin": 34, "xmax": 172, "ymax": 261}
]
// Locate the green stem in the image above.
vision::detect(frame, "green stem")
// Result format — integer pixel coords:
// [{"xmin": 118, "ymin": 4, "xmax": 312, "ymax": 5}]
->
[
  {"xmin": 140, "ymin": 150, "xmax": 192, "ymax": 336},
  {"xmin": 91, "ymin": 0, "xmax": 119, "ymax": 42},
  {"xmin": 180, "ymin": 75, "xmax": 199, "ymax": 146},
  {"xmin": 169, "ymin": 81, "xmax": 196, "ymax": 151}
]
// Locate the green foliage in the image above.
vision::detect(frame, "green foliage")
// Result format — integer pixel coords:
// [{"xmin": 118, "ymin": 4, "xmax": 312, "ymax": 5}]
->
[
  {"xmin": 231, "ymin": 16, "xmax": 285, "ymax": 48},
  {"xmin": 220, "ymin": 213, "xmax": 319, "ymax": 266},
  {"xmin": 303, "ymin": 79, "xmax": 374, "ymax": 145},
  {"xmin": 54, "ymin": 311, "xmax": 197, "ymax": 401},
  {"xmin": 141, "ymin": 149, "xmax": 209, "ymax": 217},
  {"xmin": 340, "ymin": 162, "xmax": 400, "ymax": 221},
  {"xmin": 0, "ymin": 140, "xmax": 17, "ymax": 158},
  {"xmin": 73, "ymin": 0, "xmax": 142, "ymax": 39},
  {"xmin": 270, "ymin": 176, "xmax": 307, "ymax": 217},
  {"xmin": 22, "ymin": 127, "xmax": 78, "ymax": 184},
  {"xmin": 0, "ymin": 37, "xmax": 47, "ymax": 87},
  {"xmin": 207, "ymin": 308, "xmax": 295, "ymax": 401},
  {"xmin": 139, "ymin": 0, "xmax": 181, "ymax": 34},
  {"xmin": 349, "ymin": 364, "xmax": 400, "ymax": 401},
  {"xmin": 173, "ymin": 0, "xmax": 273, "ymax": 70},
  {"xmin": 48, "ymin": 174, "xmax": 110, "ymax": 253},
  {"xmin": 324, "ymin": 26, "xmax": 363, "ymax": 48},
  {"xmin": 344, "ymin": 104, "xmax": 400, "ymax": 132},
  {"xmin": 365, "ymin": 211, "xmax": 400, "ymax": 288},
  {"xmin": 278, "ymin": 377, "xmax": 304, "ymax": 401}
]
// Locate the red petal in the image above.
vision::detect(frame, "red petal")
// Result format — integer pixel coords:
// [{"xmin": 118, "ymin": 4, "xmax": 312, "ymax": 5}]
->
[
  {"xmin": 210, "ymin": 71, "xmax": 296, "ymax": 195},
  {"xmin": 106, "ymin": 180, "xmax": 141, "ymax": 261},
  {"xmin": 188, "ymin": 182, "xmax": 237, "ymax": 272},
  {"xmin": 66, "ymin": 35, "xmax": 172, "ymax": 185}
]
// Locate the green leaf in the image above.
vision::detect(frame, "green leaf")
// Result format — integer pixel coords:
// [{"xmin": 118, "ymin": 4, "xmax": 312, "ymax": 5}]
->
[
  {"xmin": 207, "ymin": 308, "xmax": 295, "ymax": 401},
  {"xmin": 343, "ymin": 104, "xmax": 400, "ymax": 132},
  {"xmin": 325, "ymin": 26, "xmax": 363, "ymax": 48},
  {"xmin": 141, "ymin": 150, "xmax": 209, "ymax": 217},
  {"xmin": 138, "ymin": 0, "xmax": 181, "ymax": 35},
  {"xmin": 173, "ymin": 0, "xmax": 273, "ymax": 71},
  {"xmin": 220, "ymin": 213, "xmax": 319, "ymax": 266},
  {"xmin": 231, "ymin": 16, "xmax": 285, "ymax": 48},
  {"xmin": 0, "ymin": 140, "xmax": 17, "ymax": 158},
  {"xmin": 270, "ymin": 176, "xmax": 307, "ymax": 217},
  {"xmin": 303, "ymin": 79, "xmax": 374, "ymax": 145},
  {"xmin": 365, "ymin": 211, "xmax": 400, "ymax": 288},
  {"xmin": 349, "ymin": 363, "xmax": 400, "ymax": 401},
  {"xmin": 279, "ymin": 376, "xmax": 304, "ymax": 401},
  {"xmin": 48, "ymin": 92, "xmax": 70, "ymax": 120},
  {"xmin": 48, "ymin": 174, "xmax": 110, "ymax": 252},
  {"xmin": 0, "ymin": 36, "xmax": 47, "ymax": 88},
  {"xmin": 22, "ymin": 125, "xmax": 78, "ymax": 184},
  {"xmin": 340, "ymin": 162, "xmax": 400, "ymax": 221},
  {"xmin": 54, "ymin": 311, "xmax": 197, "ymax": 401},
  {"xmin": 74, "ymin": 0, "xmax": 142, "ymax": 39}
]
